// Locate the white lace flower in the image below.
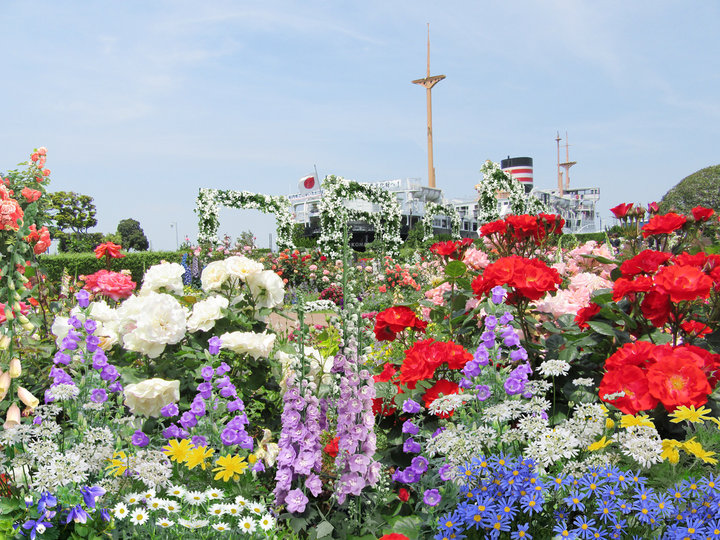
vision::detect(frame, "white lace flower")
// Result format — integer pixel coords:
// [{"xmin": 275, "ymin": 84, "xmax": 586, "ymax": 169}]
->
[{"xmin": 537, "ymin": 359, "xmax": 571, "ymax": 378}]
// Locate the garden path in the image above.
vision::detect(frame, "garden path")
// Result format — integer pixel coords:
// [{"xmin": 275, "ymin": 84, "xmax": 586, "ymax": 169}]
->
[{"xmin": 268, "ymin": 311, "xmax": 331, "ymax": 335}]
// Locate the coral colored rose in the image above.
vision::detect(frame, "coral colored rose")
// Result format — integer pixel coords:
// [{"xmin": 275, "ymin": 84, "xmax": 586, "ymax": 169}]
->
[
  {"xmin": 81, "ymin": 270, "xmax": 136, "ymax": 301},
  {"xmin": 641, "ymin": 212, "xmax": 687, "ymax": 238},
  {"xmin": 0, "ymin": 198, "xmax": 23, "ymax": 231},
  {"xmin": 691, "ymin": 206, "xmax": 714, "ymax": 222},
  {"xmin": 574, "ymin": 302, "xmax": 601, "ymax": 329},
  {"xmin": 654, "ymin": 265, "xmax": 712, "ymax": 303},
  {"xmin": 599, "ymin": 364, "xmax": 658, "ymax": 415},
  {"xmin": 620, "ymin": 250, "xmax": 672, "ymax": 278},
  {"xmin": 94, "ymin": 241, "xmax": 125, "ymax": 260},
  {"xmin": 610, "ymin": 203, "xmax": 633, "ymax": 218},
  {"xmin": 646, "ymin": 356, "xmax": 712, "ymax": 412},
  {"xmin": 512, "ymin": 259, "xmax": 562, "ymax": 300},
  {"xmin": 20, "ymin": 187, "xmax": 42, "ymax": 203}
]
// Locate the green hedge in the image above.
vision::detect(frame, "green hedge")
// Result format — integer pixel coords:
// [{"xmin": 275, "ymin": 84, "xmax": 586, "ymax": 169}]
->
[{"xmin": 38, "ymin": 251, "xmax": 183, "ymax": 287}]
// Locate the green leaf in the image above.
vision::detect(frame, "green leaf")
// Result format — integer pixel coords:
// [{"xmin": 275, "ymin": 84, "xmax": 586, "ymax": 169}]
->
[
  {"xmin": 587, "ymin": 321, "xmax": 616, "ymax": 336},
  {"xmin": 444, "ymin": 260, "xmax": 467, "ymax": 279},
  {"xmin": 316, "ymin": 521, "xmax": 334, "ymax": 538}
]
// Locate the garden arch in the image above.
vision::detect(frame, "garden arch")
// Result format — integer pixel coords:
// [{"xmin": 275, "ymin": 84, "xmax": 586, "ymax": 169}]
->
[
  {"xmin": 422, "ymin": 201, "xmax": 461, "ymax": 241},
  {"xmin": 475, "ymin": 160, "xmax": 546, "ymax": 223},
  {"xmin": 195, "ymin": 189, "xmax": 294, "ymax": 251}
]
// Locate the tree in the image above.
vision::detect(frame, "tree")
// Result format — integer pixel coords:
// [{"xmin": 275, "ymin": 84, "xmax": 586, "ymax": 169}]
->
[
  {"xmin": 117, "ymin": 218, "xmax": 149, "ymax": 251},
  {"xmin": 660, "ymin": 164, "xmax": 720, "ymax": 214},
  {"xmin": 44, "ymin": 191, "xmax": 98, "ymax": 252}
]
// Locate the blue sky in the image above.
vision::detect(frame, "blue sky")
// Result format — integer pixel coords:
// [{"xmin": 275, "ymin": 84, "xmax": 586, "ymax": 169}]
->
[{"xmin": 1, "ymin": 1, "xmax": 718, "ymax": 251}]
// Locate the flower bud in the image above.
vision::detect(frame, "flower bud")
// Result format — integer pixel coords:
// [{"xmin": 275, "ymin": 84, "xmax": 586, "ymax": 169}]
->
[
  {"xmin": 4, "ymin": 403, "xmax": 20, "ymax": 429},
  {"xmin": 8, "ymin": 358, "xmax": 21, "ymax": 378},
  {"xmin": 21, "ymin": 320, "xmax": 34, "ymax": 333},
  {"xmin": 17, "ymin": 387, "xmax": 39, "ymax": 409},
  {"xmin": 0, "ymin": 335, "xmax": 10, "ymax": 350}
]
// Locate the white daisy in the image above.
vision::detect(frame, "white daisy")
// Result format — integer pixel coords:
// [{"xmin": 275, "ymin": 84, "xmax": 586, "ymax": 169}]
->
[
  {"xmin": 223, "ymin": 503, "xmax": 240, "ymax": 516},
  {"xmin": 238, "ymin": 517, "xmax": 256, "ymax": 533},
  {"xmin": 163, "ymin": 499, "xmax": 180, "ymax": 513},
  {"xmin": 141, "ymin": 489, "xmax": 156, "ymax": 501},
  {"xmin": 125, "ymin": 493, "xmax": 141, "ymax": 505},
  {"xmin": 206, "ymin": 488, "xmax": 223, "ymax": 500},
  {"xmin": 209, "ymin": 503, "xmax": 225, "ymax": 517},
  {"xmin": 157, "ymin": 518, "xmax": 174, "ymax": 528},
  {"xmin": 113, "ymin": 502, "xmax": 129, "ymax": 520},
  {"xmin": 249, "ymin": 502, "xmax": 264, "ymax": 515},
  {"xmin": 212, "ymin": 522, "xmax": 231, "ymax": 532},
  {"xmin": 166, "ymin": 484, "xmax": 185, "ymax": 498},
  {"xmin": 130, "ymin": 509, "xmax": 149, "ymax": 525},
  {"xmin": 146, "ymin": 498, "xmax": 163, "ymax": 511},
  {"xmin": 235, "ymin": 495, "xmax": 248, "ymax": 508},
  {"xmin": 258, "ymin": 513, "xmax": 275, "ymax": 531},
  {"xmin": 185, "ymin": 490, "xmax": 206, "ymax": 505}
]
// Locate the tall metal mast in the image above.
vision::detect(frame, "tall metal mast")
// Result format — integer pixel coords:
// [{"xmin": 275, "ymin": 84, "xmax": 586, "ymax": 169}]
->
[{"xmin": 412, "ymin": 24, "xmax": 445, "ymax": 189}]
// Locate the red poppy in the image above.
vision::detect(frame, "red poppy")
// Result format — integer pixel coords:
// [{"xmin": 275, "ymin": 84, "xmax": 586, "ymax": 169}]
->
[
  {"xmin": 598, "ymin": 364, "xmax": 658, "ymax": 415},
  {"xmin": 422, "ymin": 379, "xmax": 461, "ymax": 418},
  {"xmin": 610, "ymin": 203, "xmax": 634, "ymax": 219},
  {"xmin": 620, "ymin": 250, "xmax": 672, "ymax": 278},
  {"xmin": 647, "ymin": 356, "xmax": 712, "ymax": 412},
  {"xmin": 691, "ymin": 206, "xmax": 714, "ymax": 222},
  {"xmin": 641, "ymin": 213, "xmax": 687, "ymax": 238},
  {"xmin": 654, "ymin": 265, "xmax": 713, "ymax": 303}
]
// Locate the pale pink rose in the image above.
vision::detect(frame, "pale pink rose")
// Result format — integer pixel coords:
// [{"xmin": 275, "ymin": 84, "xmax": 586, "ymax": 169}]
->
[
  {"xmin": 569, "ymin": 272, "xmax": 612, "ymax": 293},
  {"xmin": 465, "ymin": 298, "xmax": 479, "ymax": 311},
  {"xmin": 463, "ymin": 247, "xmax": 490, "ymax": 271},
  {"xmin": 322, "ymin": 276, "xmax": 329, "ymax": 282},
  {"xmin": 309, "ymin": 264, "xmax": 318, "ymax": 271},
  {"xmin": 323, "ymin": 269, "xmax": 330, "ymax": 275}
]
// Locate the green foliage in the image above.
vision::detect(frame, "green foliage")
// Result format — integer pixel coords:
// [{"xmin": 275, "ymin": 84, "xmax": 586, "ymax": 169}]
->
[
  {"xmin": 292, "ymin": 223, "xmax": 317, "ymax": 248},
  {"xmin": 116, "ymin": 218, "xmax": 149, "ymax": 251},
  {"xmin": 38, "ymin": 250, "xmax": 182, "ymax": 286},
  {"xmin": 660, "ymin": 164, "xmax": 720, "ymax": 214}
]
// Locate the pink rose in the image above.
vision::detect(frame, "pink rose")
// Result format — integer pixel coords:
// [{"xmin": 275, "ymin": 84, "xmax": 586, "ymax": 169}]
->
[{"xmin": 81, "ymin": 270, "xmax": 136, "ymax": 301}]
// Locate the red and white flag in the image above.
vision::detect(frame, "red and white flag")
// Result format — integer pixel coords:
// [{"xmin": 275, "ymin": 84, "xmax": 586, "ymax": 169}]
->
[{"xmin": 298, "ymin": 174, "xmax": 317, "ymax": 191}]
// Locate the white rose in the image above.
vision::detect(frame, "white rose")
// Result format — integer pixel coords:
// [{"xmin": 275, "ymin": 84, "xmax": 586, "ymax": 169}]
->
[
  {"xmin": 220, "ymin": 331, "xmax": 276, "ymax": 359},
  {"xmin": 201, "ymin": 260, "xmax": 229, "ymax": 292},
  {"xmin": 247, "ymin": 269, "xmax": 285, "ymax": 309},
  {"xmin": 140, "ymin": 262, "xmax": 186, "ymax": 295},
  {"xmin": 118, "ymin": 292, "xmax": 187, "ymax": 358},
  {"xmin": 223, "ymin": 256, "xmax": 264, "ymax": 282},
  {"xmin": 187, "ymin": 295, "xmax": 229, "ymax": 332},
  {"xmin": 123, "ymin": 378, "xmax": 180, "ymax": 417}
]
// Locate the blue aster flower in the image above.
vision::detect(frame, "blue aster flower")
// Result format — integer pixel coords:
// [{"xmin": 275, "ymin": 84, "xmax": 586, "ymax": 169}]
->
[
  {"xmin": 564, "ymin": 490, "xmax": 587, "ymax": 512},
  {"xmin": 571, "ymin": 515, "xmax": 598, "ymax": 540},
  {"xmin": 511, "ymin": 523, "xmax": 532, "ymax": 540}
]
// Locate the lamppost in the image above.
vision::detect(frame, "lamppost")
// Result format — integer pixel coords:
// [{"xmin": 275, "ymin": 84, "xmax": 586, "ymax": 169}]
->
[{"xmin": 170, "ymin": 222, "xmax": 179, "ymax": 250}]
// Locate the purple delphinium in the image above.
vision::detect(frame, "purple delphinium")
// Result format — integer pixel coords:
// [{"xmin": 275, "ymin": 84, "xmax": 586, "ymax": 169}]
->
[
  {"xmin": 273, "ymin": 373, "xmax": 323, "ymax": 509},
  {"xmin": 285, "ymin": 489, "xmax": 309, "ymax": 514},
  {"xmin": 333, "ymin": 347, "xmax": 380, "ymax": 505}
]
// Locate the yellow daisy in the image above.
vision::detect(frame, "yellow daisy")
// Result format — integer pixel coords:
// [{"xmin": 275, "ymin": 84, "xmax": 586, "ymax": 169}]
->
[
  {"xmin": 683, "ymin": 438, "xmax": 718, "ymax": 465},
  {"xmin": 620, "ymin": 414, "xmax": 654, "ymax": 429},
  {"xmin": 670, "ymin": 405, "xmax": 715, "ymax": 424},
  {"xmin": 213, "ymin": 454, "xmax": 248, "ymax": 482},
  {"xmin": 587, "ymin": 436, "xmax": 613, "ymax": 452},
  {"xmin": 105, "ymin": 451, "xmax": 130, "ymax": 477},
  {"xmin": 162, "ymin": 439, "xmax": 195, "ymax": 463},
  {"xmin": 661, "ymin": 439, "xmax": 683, "ymax": 464},
  {"xmin": 185, "ymin": 446, "xmax": 215, "ymax": 470}
]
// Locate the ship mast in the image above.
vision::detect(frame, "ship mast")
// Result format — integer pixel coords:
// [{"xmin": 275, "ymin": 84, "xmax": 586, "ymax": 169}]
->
[
  {"xmin": 412, "ymin": 24, "xmax": 445, "ymax": 189},
  {"xmin": 558, "ymin": 131, "xmax": 577, "ymax": 194}
]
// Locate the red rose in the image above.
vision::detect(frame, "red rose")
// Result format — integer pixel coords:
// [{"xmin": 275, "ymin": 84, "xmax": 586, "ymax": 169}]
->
[
  {"xmin": 620, "ymin": 250, "xmax": 672, "ymax": 278},
  {"xmin": 605, "ymin": 341, "xmax": 660, "ymax": 371},
  {"xmin": 642, "ymin": 213, "xmax": 687, "ymax": 238},
  {"xmin": 399, "ymin": 339, "xmax": 445, "ymax": 386},
  {"xmin": 506, "ymin": 214, "xmax": 538, "ymax": 240},
  {"xmin": 653, "ymin": 265, "xmax": 713, "ymax": 303},
  {"xmin": 610, "ymin": 203, "xmax": 633, "ymax": 218},
  {"xmin": 575, "ymin": 302, "xmax": 601, "ymax": 329},
  {"xmin": 647, "ymin": 355, "xmax": 712, "ymax": 412},
  {"xmin": 640, "ymin": 290, "xmax": 672, "ymax": 327},
  {"xmin": 691, "ymin": 206, "xmax": 714, "ymax": 222},
  {"xmin": 323, "ymin": 437, "xmax": 339, "ymax": 458},
  {"xmin": 666, "ymin": 345, "xmax": 720, "ymax": 389},
  {"xmin": 680, "ymin": 320, "xmax": 712, "ymax": 338},
  {"xmin": 422, "ymin": 379, "xmax": 461, "ymax": 418},
  {"xmin": 673, "ymin": 251, "xmax": 707, "ymax": 268},
  {"xmin": 647, "ymin": 202, "xmax": 659, "ymax": 214},
  {"xmin": 397, "ymin": 488, "xmax": 410, "ymax": 502},
  {"xmin": 430, "ymin": 240, "xmax": 458, "ymax": 257},
  {"xmin": 598, "ymin": 364, "xmax": 658, "ymax": 415},
  {"xmin": 612, "ymin": 276, "xmax": 654, "ymax": 302},
  {"xmin": 511, "ymin": 259, "xmax": 562, "ymax": 300},
  {"xmin": 479, "ymin": 219, "xmax": 507, "ymax": 236},
  {"xmin": 374, "ymin": 306, "xmax": 427, "ymax": 342},
  {"xmin": 536, "ymin": 213, "xmax": 565, "ymax": 237},
  {"xmin": 441, "ymin": 341, "xmax": 473, "ymax": 370}
]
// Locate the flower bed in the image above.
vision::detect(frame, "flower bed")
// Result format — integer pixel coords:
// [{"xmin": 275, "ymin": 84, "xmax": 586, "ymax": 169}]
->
[{"xmin": 1, "ymin": 149, "xmax": 720, "ymax": 539}]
